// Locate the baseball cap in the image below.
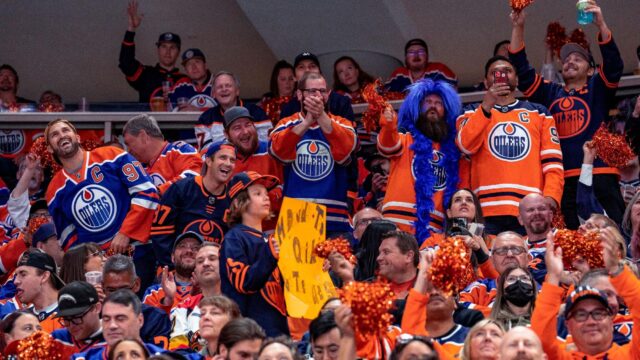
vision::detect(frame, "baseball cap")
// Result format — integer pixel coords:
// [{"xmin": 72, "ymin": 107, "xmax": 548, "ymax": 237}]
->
[
  {"xmin": 156, "ymin": 32, "xmax": 181, "ymax": 48},
  {"xmin": 364, "ymin": 152, "xmax": 386, "ymax": 172},
  {"xmin": 224, "ymin": 106, "xmax": 255, "ymax": 129},
  {"xmin": 32, "ymin": 223, "xmax": 57, "ymax": 247},
  {"xmin": 228, "ymin": 171, "xmax": 280, "ymax": 200},
  {"xmin": 181, "ymin": 48, "xmax": 206, "ymax": 65},
  {"xmin": 17, "ymin": 250, "xmax": 65, "ymax": 290},
  {"xmin": 560, "ymin": 43, "xmax": 595, "ymax": 68},
  {"xmin": 405, "ymin": 38, "xmax": 428, "ymax": 54},
  {"xmin": 294, "ymin": 52, "xmax": 320, "ymax": 69},
  {"xmin": 173, "ymin": 231, "xmax": 204, "ymax": 252},
  {"xmin": 55, "ymin": 281, "xmax": 99, "ymax": 318},
  {"xmin": 205, "ymin": 140, "xmax": 236, "ymax": 159},
  {"xmin": 564, "ymin": 285, "xmax": 611, "ymax": 318}
]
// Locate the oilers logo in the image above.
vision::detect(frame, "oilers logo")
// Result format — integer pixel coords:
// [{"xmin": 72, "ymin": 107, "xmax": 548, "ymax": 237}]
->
[
  {"xmin": 410, "ymin": 150, "xmax": 447, "ymax": 190},
  {"xmin": 488, "ymin": 122, "xmax": 531, "ymax": 162},
  {"xmin": 549, "ymin": 96, "xmax": 591, "ymax": 139},
  {"xmin": 72, "ymin": 185, "xmax": 117, "ymax": 232},
  {"xmin": 0, "ymin": 130, "xmax": 25, "ymax": 155},
  {"xmin": 183, "ymin": 219, "xmax": 225, "ymax": 244},
  {"xmin": 189, "ymin": 95, "xmax": 217, "ymax": 109},
  {"xmin": 293, "ymin": 140, "xmax": 334, "ymax": 181},
  {"xmin": 150, "ymin": 173, "xmax": 166, "ymax": 187}
]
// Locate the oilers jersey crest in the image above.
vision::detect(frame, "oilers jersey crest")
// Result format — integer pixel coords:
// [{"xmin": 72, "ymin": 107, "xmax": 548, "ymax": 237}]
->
[
  {"xmin": 46, "ymin": 146, "xmax": 159, "ymax": 250},
  {"xmin": 168, "ymin": 75, "xmax": 216, "ymax": 110}
]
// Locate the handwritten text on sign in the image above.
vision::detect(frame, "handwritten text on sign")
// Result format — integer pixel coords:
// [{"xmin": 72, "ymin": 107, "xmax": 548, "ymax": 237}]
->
[{"xmin": 276, "ymin": 197, "xmax": 337, "ymax": 319}]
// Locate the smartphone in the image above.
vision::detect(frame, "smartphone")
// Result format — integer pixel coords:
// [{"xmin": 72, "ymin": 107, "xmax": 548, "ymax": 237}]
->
[
  {"xmin": 468, "ymin": 222, "xmax": 485, "ymax": 237},
  {"xmin": 493, "ymin": 70, "xmax": 508, "ymax": 85}
]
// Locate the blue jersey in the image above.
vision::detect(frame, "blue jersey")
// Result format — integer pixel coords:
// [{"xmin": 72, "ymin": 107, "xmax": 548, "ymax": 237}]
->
[
  {"xmin": 141, "ymin": 303, "xmax": 171, "ymax": 349},
  {"xmin": 168, "ymin": 73, "xmax": 216, "ymax": 110},
  {"xmin": 72, "ymin": 342, "xmax": 167, "ymax": 360},
  {"xmin": 220, "ymin": 224, "xmax": 288, "ymax": 337},
  {"xmin": 46, "ymin": 147, "xmax": 159, "ymax": 250},
  {"xmin": 509, "ymin": 35, "xmax": 623, "ymax": 177},
  {"xmin": 51, "ymin": 328, "xmax": 105, "ymax": 356},
  {"xmin": 195, "ymin": 101, "xmax": 272, "ymax": 150},
  {"xmin": 150, "ymin": 175, "xmax": 230, "ymax": 267}
]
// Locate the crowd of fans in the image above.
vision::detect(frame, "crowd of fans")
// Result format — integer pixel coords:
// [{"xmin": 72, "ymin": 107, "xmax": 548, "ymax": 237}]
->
[{"xmin": 1, "ymin": 1, "xmax": 640, "ymax": 359}]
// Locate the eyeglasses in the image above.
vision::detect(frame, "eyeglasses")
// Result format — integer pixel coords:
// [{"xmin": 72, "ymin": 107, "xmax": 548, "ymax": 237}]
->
[
  {"xmin": 492, "ymin": 246, "xmax": 526, "ymax": 256},
  {"xmin": 89, "ymin": 249, "xmax": 105, "ymax": 258},
  {"xmin": 355, "ymin": 217, "xmax": 381, "ymax": 228},
  {"xmin": 407, "ymin": 49, "xmax": 427, "ymax": 56},
  {"xmin": 301, "ymin": 88, "xmax": 328, "ymax": 95},
  {"xmin": 59, "ymin": 306, "xmax": 92, "ymax": 326},
  {"xmin": 568, "ymin": 308, "xmax": 610, "ymax": 322},
  {"xmin": 504, "ymin": 274, "xmax": 531, "ymax": 285}
]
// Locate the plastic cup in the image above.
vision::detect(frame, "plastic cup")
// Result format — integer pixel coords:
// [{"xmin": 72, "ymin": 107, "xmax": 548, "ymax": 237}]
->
[
  {"xmin": 150, "ymin": 97, "xmax": 166, "ymax": 112},
  {"xmin": 85, "ymin": 271, "xmax": 102, "ymax": 285},
  {"xmin": 576, "ymin": 0, "xmax": 593, "ymax": 25}
]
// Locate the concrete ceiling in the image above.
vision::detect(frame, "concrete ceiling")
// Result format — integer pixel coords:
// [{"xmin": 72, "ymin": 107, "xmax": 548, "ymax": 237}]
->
[{"xmin": 0, "ymin": 0, "xmax": 638, "ymax": 103}]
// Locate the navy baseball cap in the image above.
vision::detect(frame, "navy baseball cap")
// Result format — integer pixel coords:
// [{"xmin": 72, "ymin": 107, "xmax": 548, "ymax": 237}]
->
[
  {"xmin": 405, "ymin": 38, "xmax": 428, "ymax": 54},
  {"xmin": 156, "ymin": 32, "xmax": 181, "ymax": 48},
  {"xmin": 56, "ymin": 281, "xmax": 99, "ymax": 318},
  {"xmin": 173, "ymin": 231, "xmax": 204, "ymax": 252},
  {"xmin": 223, "ymin": 106, "xmax": 255, "ymax": 129},
  {"xmin": 205, "ymin": 141, "xmax": 236, "ymax": 159},
  {"xmin": 182, "ymin": 48, "xmax": 206, "ymax": 65},
  {"xmin": 32, "ymin": 223, "xmax": 57, "ymax": 246},
  {"xmin": 294, "ymin": 52, "xmax": 320, "ymax": 69},
  {"xmin": 228, "ymin": 171, "xmax": 280, "ymax": 200},
  {"xmin": 564, "ymin": 285, "xmax": 611, "ymax": 318}
]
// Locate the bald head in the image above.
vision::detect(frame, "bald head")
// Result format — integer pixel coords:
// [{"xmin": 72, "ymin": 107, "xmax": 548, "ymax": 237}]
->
[
  {"xmin": 499, "ymin": 326, "xmax": 547, "ymax": 360},
  {"xmin": 353, "ymin": 207, "xmax": 382, "ymax": 240},
  {"xmin": 518, "ymin": 193, "xmax": 552, "ymax": 237}
]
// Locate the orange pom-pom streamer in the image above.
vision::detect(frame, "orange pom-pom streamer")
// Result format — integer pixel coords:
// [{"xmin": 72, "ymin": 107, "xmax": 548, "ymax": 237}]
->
[
  {"xmin": 430, "ymin": 237, "xmax": 476, "ymax": 295},
  {"xmin": 28, "ymin": 217, "xmax": 50, "ymax": 235},
  {"xmin": 569, "ymin": 28, "xmax": 590, "ymax": 51},
  {"xmin": 590, "ymin": 124, "xmax": 635, "ymax": 168},
  {"xmin": 361, "ymin": 79, "xmax": 389, "ymax": 133},
  {"xmin": 314, "ymin": 237, "xmax": 356, "ymax": 264},
  {"xmin": 339, "ymin": 280, "xmax": 395, "ymax": 335},
  {"xmin": 510, "ymin": 0, "xmax": 534, "ymax": 12},
  {"xmin": 16, "ymin": 331, "xmax": 65, "ymax": 359},
  {"xmin": 552, "ymin": 207, "xmax": 566, "ymax": 229},
  {"xmin": 29, "ymin": 136, "xmax": 104, "ymax": 173},
  {"xmin": 546, "ymin": 22, "xmax": 568, "ymax": 57},
  {"xmin": 554, "ymin": 229, "xmax": 604, "ymax": 270},
  {"xmin": 38, "ymin": 102, "xmax": 65, "ymax": 112}
]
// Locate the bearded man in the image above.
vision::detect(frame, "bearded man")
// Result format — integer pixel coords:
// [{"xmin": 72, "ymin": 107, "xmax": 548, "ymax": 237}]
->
[{"xmin": 377, "ymin": 79, "xmax": 460, "ymax": 244}]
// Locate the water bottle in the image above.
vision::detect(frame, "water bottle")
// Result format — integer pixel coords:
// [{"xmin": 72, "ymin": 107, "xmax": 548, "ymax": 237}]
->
[{"xmin": 577, "ymin": 0, "xmax": 593, "ymax": 25}]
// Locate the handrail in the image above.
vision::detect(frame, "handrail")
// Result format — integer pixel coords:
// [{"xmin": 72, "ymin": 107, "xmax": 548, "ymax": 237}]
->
[{"xmin": 2, "ymin": 75, "xmax": 639, "ymax": 140}]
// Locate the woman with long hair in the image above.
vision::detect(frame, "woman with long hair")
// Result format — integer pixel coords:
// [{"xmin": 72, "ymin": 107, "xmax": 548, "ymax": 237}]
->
[
  {"xmin": 332, "ymin": 56, "xmax": 375, "ymax": 104},
  {"xmin": 0, "ymin": 311, "xmax": 41, "ymax": 355},
  {"xmin": 198, "ymin": 295, "xmax": 241, "ymax": 358},
  {"xmin": 489, "ymin": 265, "xmax": 536, "ymax": 330},
  {"xmin": 622, "ymin": 190, "xmax": 640, "ymax": 262},
  {"xmin": 260, "ymin": 60, "xmax": 296, "ymax": 125},
  {"xmin": 59, "ymin": 242, "xmax": 105, "ymax": 284},
  {"xmin": 459, "ymin": 319, "xmax": 504, "ymax": 360}
]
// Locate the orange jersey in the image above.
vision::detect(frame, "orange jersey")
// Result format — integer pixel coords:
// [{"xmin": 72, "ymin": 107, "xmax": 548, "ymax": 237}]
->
[
  {"xmin": 531, "ymin": 267, "xmax": 640, "ymax": 360},
  {"xmin": 144, "ymin": 141, "xmax": 202, "ymax": 195},
  {"xmin": 456, "ymin": 101, "xmax": 564, "ymax": 217}
]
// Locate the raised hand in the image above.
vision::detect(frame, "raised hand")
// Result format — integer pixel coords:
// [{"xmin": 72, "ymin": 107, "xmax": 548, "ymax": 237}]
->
[
  {"xmin": 582, "ymin": 141, "xmax": 597, "ymax": 165},
  {"xmin": 161, "ymin": 266, "xmax": 176, "ymax": 306},
  {"xmin": 127, "ymin": 0, "xmax": 144, "ymax": 31},
  {"xmin": 545, "ymin": 231, "xmax": 564, "ymax": 285}
]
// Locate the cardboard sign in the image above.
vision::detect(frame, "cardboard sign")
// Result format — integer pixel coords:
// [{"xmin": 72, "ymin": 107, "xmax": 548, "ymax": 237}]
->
[{"xmin": 276, "ymin": 197, "xmax": 337, "ymax": 319}]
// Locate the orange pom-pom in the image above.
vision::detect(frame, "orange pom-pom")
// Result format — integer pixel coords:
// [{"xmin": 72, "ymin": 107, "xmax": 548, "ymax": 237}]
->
[
  {"xmin": 552, "ymin": 207, "xmax": 566, "ymax": 229},
  {"xmin": 569, "ymin": 28, "xmax": 590, "ymax": 51},
  {"xmin": 591, "ymin": 124, "xmax": 635, "ymax": 168},
  {"xmin": 28, "ymin": 217, "xmax": 50, "ymax": 235},
  {"xmin": 546, "ymin": 22, "xmax": 568, "ymax": 57},
  {"xmin": 554, "ymin": 229, "xmax": 604, "ymax": 270},
  {"xmin": 430, "ymin": 237, "xmax": 476, "ymax": 295},
  {"xmin": 38, "ymin": 102, "xmax": 65, "ymax": 112},
  {"xmin": 510, "ymin": 0, "xmax": 534, "ymax": 11},
  {"xmin": 339, "ymin": 280, "xmax": 395, "ymax": 335},
  {"xmin": 30, "ymin": 136, "xmax": 61, "ymax": 173},
  {"xmin": 262, "ymin": 96, "xmax": 291, "ymax": 125},
  {"xmin": 361, "ymin": 80, "xmax": 389, "ymax": 133},
  {"xmin": 16, "ymin": 331, "xmax": 65, "ymax": 359},
  {"xmin": 314, "ymin": 237, "xmax": 356, "ymax": 264}
]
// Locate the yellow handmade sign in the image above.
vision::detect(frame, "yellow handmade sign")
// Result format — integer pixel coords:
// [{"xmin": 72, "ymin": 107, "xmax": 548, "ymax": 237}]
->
[{"xmin": 276, "ymin": 197, "xmax": 337, "ymax": 319}]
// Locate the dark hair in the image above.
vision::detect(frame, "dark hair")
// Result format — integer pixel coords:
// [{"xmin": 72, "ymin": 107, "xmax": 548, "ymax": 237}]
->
[
  {"xmin": 104, "ymin": 289, "xmax": 142, "ymax": 316},
  {"xmin": 108, "ymin": 338, "xmax": 150, "ymax": 360},
  {"xmin": 445, "ymin": 188, "xmax": 484, "ymax": 229},
  {"xmin": 484, "ymin": 55, "xmax": 513, "ymax": 77},
  {"xmin": 489, "ymin": 265, "xmax": 536, "ymax": 329},
  {"xmin": 60, "ymin": 242, "xmax": 102, "ymax": 284},
  {"xmin": 226, "ymin": 189, "xmax": 250, "ymax": 227},
  {"xmin": 269, "ymin": 60, "xmax": 295, "ymax": 97},
  {"xmin": 218, "ymin": 318, "xmax": 266, "ymax": 353},
  {"xmin": 258, "ymin": 336, "xmax": 303, "ymax": 360},
  {"xmin": 382, "ymin": 230, "xmax": 419, "ymax": 267},
  {"xmin": 389, "ymin": 335, "xmax": 437, "ymax": 360},
  {"xmin": 357, "ymin": 220, "xmax": 397, "ymax": 280},
  {"xmin": 309, "ymin": 311, "xmax": 337, "ymax": 343},
  {"xmin": 199, "ymin": 295, "xmax": 241, "ymax": 319},
  {"xmin": 0, "ymin": 64, "xmax": 19, "ymax": 85},
  {"xmin": 0, "ymin": 310, "xmax": 38, "ymax": 350},
  {"xmin": 493, "ymin": 40, "xmax": 511, "ymax": 56},
  {"xmin": 332, "ymin": 56, "xmax": 375, "ymax": 93},
  {"xmin": 297, "ymin": 72, "xmax": 325, "ymax": 93}
]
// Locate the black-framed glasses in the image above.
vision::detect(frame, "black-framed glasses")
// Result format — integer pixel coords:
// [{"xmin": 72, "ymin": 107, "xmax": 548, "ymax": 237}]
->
[
  {"xmin": 355, "ymin": 217, "xmax": 381, "ymax": 228},
  {"xmin": 568, "ymin": 309, "xmax": 611, "ymax": 322},
  {"xmin": 492, "ymin": 246, "xmax": 526, "ymax": 256},
  {"xmin": 301, "ymin": 88, "xmax": 328, "ymax": 95},
  {"xmin": 58, "ymin": 306, "xmax": 93, "ymax": 326}
]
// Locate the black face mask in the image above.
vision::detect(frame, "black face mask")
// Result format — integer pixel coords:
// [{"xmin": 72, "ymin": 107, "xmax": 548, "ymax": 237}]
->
[{"xmin": 504, "ymin": 280, "xmax": 534, "ymax": 307}]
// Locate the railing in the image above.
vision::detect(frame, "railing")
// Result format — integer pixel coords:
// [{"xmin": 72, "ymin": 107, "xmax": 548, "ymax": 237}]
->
[{"xmin": 2, "ymin": 75, "xmax": 639, "ymax": 140}]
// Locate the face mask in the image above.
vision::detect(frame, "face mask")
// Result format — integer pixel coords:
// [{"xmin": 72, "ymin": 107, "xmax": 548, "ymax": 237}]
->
[{"xmin": 504, "ymin": 280, "xmax": 534, "ymax": 307}]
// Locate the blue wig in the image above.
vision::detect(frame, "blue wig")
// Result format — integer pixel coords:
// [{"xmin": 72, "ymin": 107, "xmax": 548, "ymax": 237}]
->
[{"xmin": 397, "ymin": 79, "xmax": 461, "ymax": 242}]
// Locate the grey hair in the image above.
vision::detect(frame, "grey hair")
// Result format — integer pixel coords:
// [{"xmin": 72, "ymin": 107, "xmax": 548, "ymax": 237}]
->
[
  {"xmin": 213, "ymin": 70, "xmax": 240, "ymax": 88},
  {"xmin": 103, "ymin": 254, "xmax": 138, "ymax": 279},
  {"xmin": 123, "ymin": 114, "xmax": 164, "ymax": 140},
  {"xmin": 491, "ymin": 231, "xmax": 528, "ymax": 252}
]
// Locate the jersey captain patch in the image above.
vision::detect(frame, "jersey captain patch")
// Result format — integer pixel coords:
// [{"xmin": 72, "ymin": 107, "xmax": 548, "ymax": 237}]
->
[
  {"xmin": 72, "ymin": 185, "xmax": 118, "ymax": 232},
  {"xmin": 549, "ymin": 96, "xmax": 591, "ymax": 139},
  {"xmin": 293, "ymin": 140, "xmax": 334, "ymax": 181},
  {"xmin": 488, "ymin": 122, "xmax": 531, "ymax": 162},
  {"xmin": 0, "ymin": 130, "xmax": 25, "ymax": 155}
]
